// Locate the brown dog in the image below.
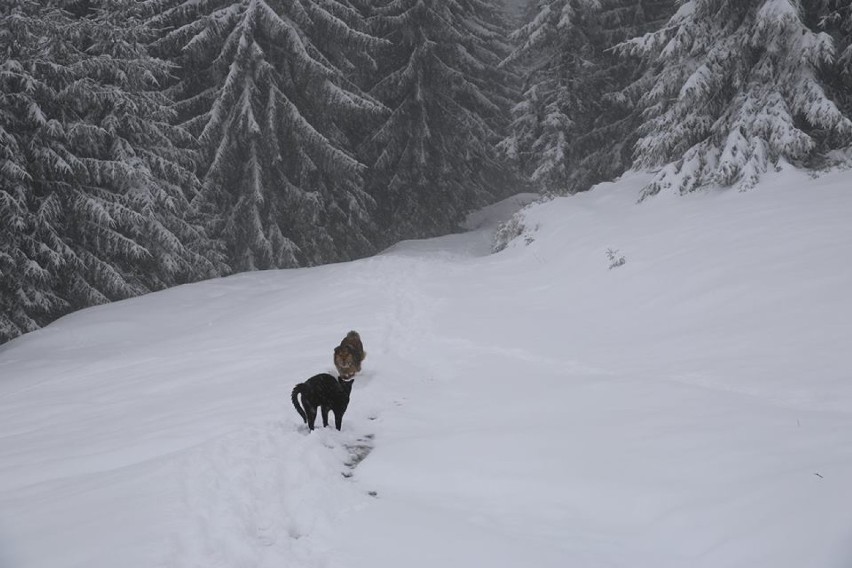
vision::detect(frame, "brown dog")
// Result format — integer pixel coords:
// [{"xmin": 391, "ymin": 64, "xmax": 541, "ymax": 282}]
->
[{"xmin": 334, "ymin": 331, "xmax": 366, "ymax": 379}]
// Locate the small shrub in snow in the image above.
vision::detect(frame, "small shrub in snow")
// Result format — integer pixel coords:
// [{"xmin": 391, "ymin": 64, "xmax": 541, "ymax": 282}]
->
[
  {"xmin": 493, "ymin": 215, "xmax": 527, "ymax": 252},
  {"xmin": 606, "ymin": 248, "xmax": 626, "ymax": 269}
]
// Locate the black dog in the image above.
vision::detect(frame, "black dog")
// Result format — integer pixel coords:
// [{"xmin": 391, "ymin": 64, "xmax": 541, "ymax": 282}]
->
[{"xmin": 291, "ymin": 373, "xmax": 354, "ymax": 431}]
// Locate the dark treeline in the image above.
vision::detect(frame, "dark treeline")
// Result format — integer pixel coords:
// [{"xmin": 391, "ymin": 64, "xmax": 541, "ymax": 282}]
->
[{"xmin": 2, "ymin": 0, "xmax": 850, "ymax": 343}]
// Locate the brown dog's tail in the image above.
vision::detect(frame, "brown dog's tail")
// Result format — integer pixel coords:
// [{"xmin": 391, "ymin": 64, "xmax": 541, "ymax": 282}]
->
[
  {"xmin": 291, "ymin": 384, "xmax": 307, "ymax": 424},
  {"xmin": 347, "ymin": 330, "xmax": 365, "ymax": 360}
]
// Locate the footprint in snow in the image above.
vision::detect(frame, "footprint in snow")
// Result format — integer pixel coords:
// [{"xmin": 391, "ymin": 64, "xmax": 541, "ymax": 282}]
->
[{"xmin": 342, "ymin": 434, "xmax": 374, "ymax": 478}]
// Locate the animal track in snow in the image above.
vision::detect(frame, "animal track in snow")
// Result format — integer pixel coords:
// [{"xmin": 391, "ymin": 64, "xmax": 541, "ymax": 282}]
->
[
  {"xmin": 342, "ymin": 434, "xmax": 375, "ymax": 478},
  {"xmin": 164, "ymin": 421, "xmax": 372, "ymax": 568}
]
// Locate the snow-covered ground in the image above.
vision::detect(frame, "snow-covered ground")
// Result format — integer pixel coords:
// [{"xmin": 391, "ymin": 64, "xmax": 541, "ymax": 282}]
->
[{"xmin": 1, "ymin": 168, "xmax": 851, "ymax": 568}]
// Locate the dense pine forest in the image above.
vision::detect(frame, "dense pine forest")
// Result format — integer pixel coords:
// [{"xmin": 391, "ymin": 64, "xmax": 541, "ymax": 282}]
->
[{"xmin": 1, "ymin": 0, "xmax": 850, "ymax": 344}]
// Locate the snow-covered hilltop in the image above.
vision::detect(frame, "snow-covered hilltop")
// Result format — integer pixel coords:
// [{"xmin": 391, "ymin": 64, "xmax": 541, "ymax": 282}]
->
[
  {"xmin": 1, "ymin": 169, "xmax": 851, "ymax": 568},
  {"xmin": 4, "ymin": 0, "xmax": 852, "ymax": 344}
]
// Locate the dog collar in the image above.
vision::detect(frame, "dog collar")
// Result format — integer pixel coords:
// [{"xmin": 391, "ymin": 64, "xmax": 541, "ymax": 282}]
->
[{"xmin": 339, "ymin": 376, "xmax": 354, "ymax": 383}]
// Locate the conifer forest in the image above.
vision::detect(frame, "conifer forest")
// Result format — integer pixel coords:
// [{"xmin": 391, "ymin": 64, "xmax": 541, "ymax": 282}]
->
[{"xmin": 2, "ymin": 0, "xmax": 851, "ymax": 343}]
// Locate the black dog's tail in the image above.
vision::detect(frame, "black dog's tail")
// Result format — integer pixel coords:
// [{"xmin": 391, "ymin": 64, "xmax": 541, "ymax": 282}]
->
[{"xmin": 291, "ymin": 384, "xmax": 307, "ymax": 424}]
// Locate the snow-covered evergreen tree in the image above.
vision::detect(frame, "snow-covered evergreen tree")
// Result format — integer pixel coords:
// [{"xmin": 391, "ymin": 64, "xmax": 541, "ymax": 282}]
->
[
  {"xmin": 619, "ymin": 0, "xmax": 852, "ymax": 198},
  {"xmin": 597, "ymin": 0, "xmax": 674, "ymax": 44},
  {"xmin": 366, "ymin": 0, "xmax": 514, "ymax": 242},
  {"xmin": 73, "ymin": 0, "xmax": 220, "ymax": 292},
  {"xmin": 575, "ymin": 0, "xmax": 674, "ymax": 188},
  {"xmin": 149, "ymin": 0, "xmax": 385, "ymax": 271},
  {"xmin": 0, "ymin": 2, "xmax": 66, "ymax": 341},
  {"xmin": 501, "ymin": 0, "xmax": 674, "ymax": 194},
  {"xmin": 500, "ymin": 0, "xmax": 603, "ymax": 192},
  {"xmin": 811, "ymin": 0, "xmax": 852, "ymax": 117},
  {"xmin": 0, "ymin": 0, "xmax": 216, "ymax": 344}
]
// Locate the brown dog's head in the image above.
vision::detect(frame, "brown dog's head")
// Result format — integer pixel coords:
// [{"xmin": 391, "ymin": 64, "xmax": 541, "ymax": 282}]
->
[{"xmin": 334, "ymin": 344, "xmax": 360, "ymax": 379}]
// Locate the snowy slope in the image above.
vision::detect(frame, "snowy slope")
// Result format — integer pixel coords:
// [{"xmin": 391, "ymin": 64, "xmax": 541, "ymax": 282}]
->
[{"xmin": 1, "ymin": 169, "xmax": 851, "ymax": 568}]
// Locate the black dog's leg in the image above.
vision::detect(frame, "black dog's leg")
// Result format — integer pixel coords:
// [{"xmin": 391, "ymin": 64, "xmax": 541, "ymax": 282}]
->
[
  {"xmin": 305, "ymin": 403, "xmax": 318, "ymax": 431},
  {"xmin": 334, "ymin": 403, "xmax": 348, "ymax": 431},
  {"xmin": 321, "ymin": 406, "xmax": 330, "ymax": 428}
]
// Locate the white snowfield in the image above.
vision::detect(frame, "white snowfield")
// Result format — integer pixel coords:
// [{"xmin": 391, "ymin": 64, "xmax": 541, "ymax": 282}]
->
[{"xmin": 1, "ymin": 169, "xmax": 851, "ymax": 568}]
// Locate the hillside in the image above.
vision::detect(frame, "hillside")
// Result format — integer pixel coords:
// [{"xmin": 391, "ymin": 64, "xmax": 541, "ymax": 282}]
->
[{"xmin": 1, "ymin": 169, "xmax": 851, "ymax": 568}]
